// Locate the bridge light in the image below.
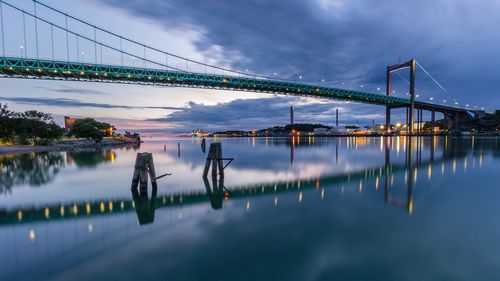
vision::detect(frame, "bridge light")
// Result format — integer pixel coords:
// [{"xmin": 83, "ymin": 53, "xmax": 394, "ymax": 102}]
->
[
  {"xmin": 360, "ymin": 85, "xmax": 364, "ymax": 88},
  {"xmin": 466, "ymin": 104, "xmax": 469, "ymax": 107},
  {"xmin": 273, "ymin": 72, "xmax": 277, "ymax": 76},
  {"xmin": 455, "ymin": 102, "xmax": 459, "ymax": 105},
  {"xmin": 80, "ymin": 71, "xmax": 84, "ymax": 75},
  {"xmin": 416, "ymin": 94, "xmax": 420, "ymax": 98},
  {"xmin": 429, "ymin": 97, "xmax": 434, "ymax": 101},
  {"xmin": 377, "ymin": 87, "xmax": 380, "ymax": 91},
  {"xmin": 443, "ymin": 99, "xmax": 447, "ymax": 103}
]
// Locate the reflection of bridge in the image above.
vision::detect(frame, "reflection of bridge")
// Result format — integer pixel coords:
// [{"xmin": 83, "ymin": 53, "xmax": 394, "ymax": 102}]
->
[
  {"xmin": 0, "ymin": 137, "xmax": 467, "ymax": 225},
  {"xmin": 0, "ymin": 0, "xmax": 474, "ymax": 133}
]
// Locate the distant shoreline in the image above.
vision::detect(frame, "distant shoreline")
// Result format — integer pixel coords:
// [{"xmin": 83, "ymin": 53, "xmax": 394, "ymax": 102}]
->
[{"xmin": 0, "ymin": 137, "xmax": 141, "ymax": 156}]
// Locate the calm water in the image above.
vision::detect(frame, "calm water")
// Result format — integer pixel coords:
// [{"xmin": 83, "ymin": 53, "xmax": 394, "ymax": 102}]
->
[{"xmin": 0, "ymin": 137, "xmax": 499, "ymax": 281}]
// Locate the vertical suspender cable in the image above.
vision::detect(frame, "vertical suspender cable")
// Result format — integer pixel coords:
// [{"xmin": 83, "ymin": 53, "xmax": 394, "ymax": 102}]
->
[
  {"xmin": 50, "ymin": 24, "xmax": 54, "ymax": 60},
  {"xmin": 22, "ymin": 12, "xmax": 27, "ymax": 58},
  {"xmin": 165, "ymin": 53, "xmax": 168, "ymax": 70},
  {"xmin": 65, "ymin": 16, "xmax": 69, "ymax": 61},
  {"xmin": 143, "ymin": 45, "xmax": 146, "ymax": 68},
  {"xmin": 100, "ymin": 43, "xmax": 102, "ymax": 64},
  {"xmin": 76, "ymin": 35, "xmax": 79, "ymax": 62},
  {"xmin": 33, "ymin": 1, "xmax": 39, "ymax": 59},
  {"xmin": 120, "ymin": 36, "xmax": 123, "ymax": 66},
  {"xmin": 93, "ymin": 26, "xmax": 97, "ymax": 64},
  {"xmin": 0, "ymin": 1, "xmax": 5, "ymax": 56}
]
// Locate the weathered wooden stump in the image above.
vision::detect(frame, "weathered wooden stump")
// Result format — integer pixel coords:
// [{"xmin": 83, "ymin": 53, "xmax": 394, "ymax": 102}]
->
[
  {"xmin": 131, "ymin": 152, "xmax": 158, "ymax": 194},
  {"xmin": 201, "ymin": 138, "xmax": 206, "ymax": 153},
  {"xmin": 203, "ymin": 143, "xmax": 224, "ymax": 178}
]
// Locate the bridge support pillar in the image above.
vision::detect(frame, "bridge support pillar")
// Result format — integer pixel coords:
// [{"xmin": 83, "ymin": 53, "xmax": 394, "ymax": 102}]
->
[
  {"xmin": 385, "ymin": 107, "xmax": 391, "ymax": 135},
  {"xmin": 431, "ymin": 110, "xmax": 436, "ymax": 134}
]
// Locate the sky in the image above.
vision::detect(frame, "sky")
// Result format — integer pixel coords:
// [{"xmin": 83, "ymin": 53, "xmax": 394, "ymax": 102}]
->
[{"xmin": 1, "ymin": 0, "xmax": 499, "ymax": 133}]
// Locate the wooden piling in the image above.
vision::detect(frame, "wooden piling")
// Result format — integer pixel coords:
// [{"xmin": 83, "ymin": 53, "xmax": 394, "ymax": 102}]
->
[
  {"xmin": 178, "ymin": 142, "xmax": 181, "ymax": 158},
  {"xmin": 131, "ymin": 152, "xmax": 159, "ymax": 193}
]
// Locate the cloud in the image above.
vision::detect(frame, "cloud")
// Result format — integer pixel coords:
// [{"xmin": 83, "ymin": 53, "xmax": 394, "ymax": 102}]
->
[
  {"xmin": 0, "ymin": 96, "xmax": 186, "ymax": 111},
  {"xmin": 35, "ymin": 86, "xmax": 110, "ymax": 96},
  {"xmin": 148, "ymin": 96, "xmax": 392, "ymax": 132},
  {"xmin": 98, "ymin": 0, "xmax": 500, "ymax": 109}
]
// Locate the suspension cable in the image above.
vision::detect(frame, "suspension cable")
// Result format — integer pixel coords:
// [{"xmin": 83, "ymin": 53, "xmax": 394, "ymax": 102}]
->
[
  {"xmin": 33, "ymin": 1, "xmax": 38, "ymax": 59},
  {"xmin": 0, "ymin": 1, "xmax": 4, "ymax": 56},
  {"xmin": 30, "ymin": 0, "xmax": 269, "ymax": 79}
]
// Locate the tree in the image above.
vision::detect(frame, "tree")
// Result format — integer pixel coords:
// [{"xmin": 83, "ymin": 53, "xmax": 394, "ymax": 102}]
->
[
  {"xmin": 0, "ymin": 103, "xmax": 16, "ymax": 142},
  {"xmin": 69, "ymin": 118, "xmax": 112, "ymax": 140},
  {"xmin": 14, "ymin": 110, "xmax": 64, "ymax": 145}
]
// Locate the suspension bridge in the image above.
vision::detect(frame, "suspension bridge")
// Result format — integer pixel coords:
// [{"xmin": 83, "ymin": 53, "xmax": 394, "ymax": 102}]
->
[{"xmin": 0, "ymin": 0, "xmax": 481, "ymax": 134}]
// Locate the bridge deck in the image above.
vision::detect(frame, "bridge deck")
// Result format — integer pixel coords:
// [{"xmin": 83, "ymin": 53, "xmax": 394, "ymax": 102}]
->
[{"xmin": 0, "ymin": 57, "xmax": 410, "ymax": 106}]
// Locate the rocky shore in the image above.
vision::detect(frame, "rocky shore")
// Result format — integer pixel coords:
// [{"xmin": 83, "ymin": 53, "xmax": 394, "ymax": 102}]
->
[{"xmin": 0, "ymin": 137, "xmax": 141, "ymax": 156}]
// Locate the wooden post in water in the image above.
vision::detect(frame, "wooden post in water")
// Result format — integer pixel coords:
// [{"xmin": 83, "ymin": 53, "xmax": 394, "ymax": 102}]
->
[
  {"xmin": 131, "ymin": 152, "xmax": 158, "ymax": 194},
  {"xmin": 178, "ymin": 142, "xmax": 181, "ymax": 158},
  {"xmin": 203, "ymin": 143, "xmax": 223, "ymax": 178}
]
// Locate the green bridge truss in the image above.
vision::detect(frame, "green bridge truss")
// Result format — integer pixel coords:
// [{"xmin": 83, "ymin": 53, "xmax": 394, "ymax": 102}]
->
[{"xmin": 0, "ymin": 57, "xmax": 410, "ymax": 107}]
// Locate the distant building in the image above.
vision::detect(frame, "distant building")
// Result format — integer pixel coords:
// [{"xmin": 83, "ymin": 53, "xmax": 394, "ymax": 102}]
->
[
  {"xmin": 64, "ymin": 116, "xmax": 78, "ymax": 132},
  {"xmin": 192, "ymin": 129, "xmax": 209, "ymax": 137}
]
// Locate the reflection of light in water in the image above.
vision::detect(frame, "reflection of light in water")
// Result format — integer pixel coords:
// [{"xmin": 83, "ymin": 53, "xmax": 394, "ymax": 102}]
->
[
  {"xmin": 441, "ymin": 162, "xmax": 445, "ymax": 175},
  {"xmin": 44, "ymin": 207, "xmax": 50, "ymax": 218},
  {"xmin": 408, "ymin": 199, "xmax": 414, "ymax": 215},
  {"xmin": 246, "ymin": 201, "xmax": 250, "ymax": 210},
  {"xmin": 274, "ymin": 196, "xmax": 278, "ymax": 206},
  {"xmin": 299, "ymin": 192, "xmax": 303, "ymax": 203},
  {"xmin": 88, "ymin": 223, "xmax": 93, "ymax": 233},
  {"xmin": 358, "ymin": 180, "xmax": 363, "ymax": 192},
  {"xmin": 321, "ymin": 188, "xmax": 325, "ymax": 199},
  {"xmin": 453, "ymin": 159, "xmax": 457, "ymax": 174},
  {"xmin": 375, "ymin": 176, "xmax": 379, "ymax": 190},
  {"xmin": 414, "ymin": 168, "xmax": 418, "ymax": 184},
  {"xmin": 86, "ymin": 203, "xmax": 91, "ymax": 214},
  {"xmin": 396, "ymin": 137, "xmax": 400, "ymax": 156},
  {"xmin": 29, "ymin": 229, "xmax": 36, "ymax": 241},
  {"xmin": 17, "ymin": 210, "xmax": 23, "ymax": 222},
  {"xmin": 60, "ymin": 205, "xmax": 65, "ymax": 216},
  {"xmin": 480, "ymin": 154, "xmax": 483, "ymax": 168},
  {"xmin": 391, "ymin": 175, "xmax": 394, "ymax": 186},
  {"xmin": 464, "ymin": 157, "xmax": 468, "ymax": 172},
  {"xmin": 121, "ymin": 201, "xmax": 126, "ymax": 209},
  {"xmin": 72, "ymin": 204, "xmax": 78, "ymax": 215},
  {"xmin": 109, "ymin": 202, "xmax": 113, "ymax": 212},
  {"xmin": 428, "ymin": 164, "xmax": 432, "ymax": 180},
  {"xmin": 404, "ymin": 171, "xmax": 408, "ymax": 184}
]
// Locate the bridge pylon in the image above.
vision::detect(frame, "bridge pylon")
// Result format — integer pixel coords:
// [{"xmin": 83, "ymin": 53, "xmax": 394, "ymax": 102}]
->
[{"xmin": 386, "ymin": 59, "xmax": 416, "ymax": 135}]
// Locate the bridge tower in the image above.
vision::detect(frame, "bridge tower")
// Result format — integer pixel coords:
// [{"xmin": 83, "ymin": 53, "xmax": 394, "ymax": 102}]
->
[{"xmin": 386, "ymin": 59, "xmax": 416, "ymax": 134}]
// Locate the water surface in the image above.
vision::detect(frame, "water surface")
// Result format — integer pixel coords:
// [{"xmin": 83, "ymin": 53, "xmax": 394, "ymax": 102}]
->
[{"xmin": 1, "ymin": 137, "xmax": 499, "ymax": 281}]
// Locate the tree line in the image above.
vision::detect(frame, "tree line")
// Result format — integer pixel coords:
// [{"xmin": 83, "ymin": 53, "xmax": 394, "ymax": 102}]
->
[{"xmin": 1, "ymin": 104, "xmax": 115, "ymax": 145}]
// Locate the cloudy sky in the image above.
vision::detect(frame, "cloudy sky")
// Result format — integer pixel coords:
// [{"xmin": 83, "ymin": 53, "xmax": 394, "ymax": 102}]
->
[{"xmin": 1, "ymin": 0, "xmax": 499, "ymax": 133}]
